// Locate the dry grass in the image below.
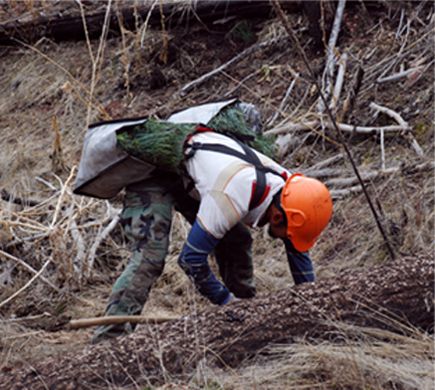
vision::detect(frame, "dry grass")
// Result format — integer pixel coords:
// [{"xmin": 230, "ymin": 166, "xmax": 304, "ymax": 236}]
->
[
  {"xmin": 0, "ymin": 1, "xmax": 434, "ymax": 388},
  {"xmin": 194, "ymin": 328, "xmax": 433, "ymax": 390},
  {"xmin": 145, "ymin": 322, "xmax": 433, "ymax": 390}
]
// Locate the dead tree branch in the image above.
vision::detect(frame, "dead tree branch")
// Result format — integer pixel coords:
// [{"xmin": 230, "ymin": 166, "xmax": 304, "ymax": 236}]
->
[
  {"xmin": 330, "ymin": 52, "xmax": 348, "ymax": 113},
  {"xmin": 376, "ymin": 66, "xmax": 425, "ymax": 83},
  {"xmin": 369, "ymin": 102, "xmax": 424, "ymax": 157},
  {"xmin": 265, "ymin": 119, "xmax": 407, "ymax": 136},
  {"xmin": 305, "ymin": 160, "xmax": 434, "ymax": 180},
  {"xmin": 318, "ymin": 0, "xmax": 347, "ymax": 112}
]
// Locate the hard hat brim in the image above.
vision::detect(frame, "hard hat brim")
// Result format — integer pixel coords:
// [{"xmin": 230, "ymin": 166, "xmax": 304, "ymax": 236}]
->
[{"xmin": 290, "ymin": 236, "xmax": 316, "ymax": 253}]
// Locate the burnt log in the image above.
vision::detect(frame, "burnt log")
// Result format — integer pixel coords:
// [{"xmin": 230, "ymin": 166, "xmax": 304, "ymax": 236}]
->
[
  {"xmin": 1, "ymin": 1, "xmax": 391, "ymax": 47},
  {"xmin": 1, "ymin": 255, "xmax": 433, "ymax": 389},
  {"xmin": 0, "ymin": 1, "xmax": 299, "ymax": 46}
]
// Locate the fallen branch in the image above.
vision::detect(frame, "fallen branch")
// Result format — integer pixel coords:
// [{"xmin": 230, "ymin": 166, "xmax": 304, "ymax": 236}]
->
[
  {"xmin": 266, "ymin": 119, "xmax": 407, "ymax": 136},
  {"xmin": 369, "ymin": 102, "xmax": 424, "ymax": 157},
  {"xmin": 179, "ymin": 38, "xmax": 283, "ymax": 96},
  {"xmin": 1, "ymin": 312, "xmax": 51, "ymax": 323},
  {"xmin": 339, "ymin": 65, "xmax": 364, "ymax": 122},
  {"xmin": 325, "ymin": 167, "xmax": 398, "ymax": 187},
  {"xmin": 35, "ymin": 176, "xmax": 58, "ymax": 191},
  {"xmin": 265, "ymin": 120, "xmax": 318, "ymax": 135},
  {"xmin": 334, "ymin": 122, "xmax": 406, "ymax": 133},
  {"xmin": 376, "ymin": 66, "xmax": 424, "ymax": 83},
  {"xmin": 5, "ymin": 232, "xmax": 50, "ymax": 250},
  {"xmin": 305, "ymin": 167, "xmax": 346, "ymax": 178},
  {"xmin": 330, "ymin": 185, "xmax": 364, "ymax": 198},
  {"xmin": 327, "ymin": 161, "xmax": 435, "ymax": 199},
  {"xmin": 369, "ymin": 102, "xmax": 408, "ymax": 127},
  {"xmin": 330, "ymin": 52, "xmax": 348, "ymax": 113},
  {"xmin": 306, "ymin": 153, "xmax": 344, "ymax": 171},
  {"xmin": 69, "ymin": 314, "xmax": 180, "ymax": 330},
  {"xmin": 307, "ymin": 160, "xmax": 434, "ymax": 181},
  {"xmin": 318, "ymin": 0, "xmax": 347, "ymax": 112}
]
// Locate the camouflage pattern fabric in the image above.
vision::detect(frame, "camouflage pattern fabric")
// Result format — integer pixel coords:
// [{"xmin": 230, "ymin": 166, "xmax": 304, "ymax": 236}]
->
[{"xmin": 92, "ymin": 173, "xmax": 255, "ymax": 343}]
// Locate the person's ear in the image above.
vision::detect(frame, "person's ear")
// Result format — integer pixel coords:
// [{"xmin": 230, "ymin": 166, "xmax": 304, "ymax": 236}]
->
[{"xmin": 271, "ymin": 205, "xmax": 284, "ymax": 225}]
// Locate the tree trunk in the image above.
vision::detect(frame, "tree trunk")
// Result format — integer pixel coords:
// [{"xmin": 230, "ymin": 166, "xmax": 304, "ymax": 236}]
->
[
  {"xmin": 1, "ymin": 255, "xmax": 432, "ymax": 389},
  {"xmin": 0, "ymin": 1, "xmax": 299, "ymax": 46}
]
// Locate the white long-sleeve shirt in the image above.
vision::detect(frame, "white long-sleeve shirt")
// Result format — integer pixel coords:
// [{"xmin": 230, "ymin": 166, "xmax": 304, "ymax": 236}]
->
[{"xmin": 184, "ymin": 132, "xmax": 289, "ymax": 239}]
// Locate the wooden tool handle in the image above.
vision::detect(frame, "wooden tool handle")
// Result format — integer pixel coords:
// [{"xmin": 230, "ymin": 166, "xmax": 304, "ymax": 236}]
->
[{"xmin": 69, "ymin": 315, "xmax": 179, "ymax": 329}]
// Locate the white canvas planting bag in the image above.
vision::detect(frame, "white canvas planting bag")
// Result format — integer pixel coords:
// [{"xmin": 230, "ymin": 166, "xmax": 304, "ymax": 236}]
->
[
  {"xmin": 167, "ymin": 98, "xmax": 237, "ymax": 123},
  {"xmin": 73, "ymin": 118, "xmax": 155, "ymax": 199},
  {"xmin": 73, "ymin": 98, "xmax": 259, "ymax": 199}
]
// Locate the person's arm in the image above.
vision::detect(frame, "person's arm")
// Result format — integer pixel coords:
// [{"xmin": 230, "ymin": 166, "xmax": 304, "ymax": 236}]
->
[
  {"xmin": 283, "ymin": 238, "xmax": 315, "ymax": 284},
  {"xmin": 178, "ymin": 220, "xmax": 232, "ymax": 305}
]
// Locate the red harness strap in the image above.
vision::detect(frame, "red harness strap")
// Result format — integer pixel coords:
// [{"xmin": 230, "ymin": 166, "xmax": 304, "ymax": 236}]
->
[
  {"xmin": 185, "ymin": 124, "xmax": 214, "ymax": 144},
  {"xmin": 196, "ymin": 125, "xmax": 214, "ymax": 133},
  {"xmin": 249, "ymin": 182, "xmax": 271, "ymax": 210}
]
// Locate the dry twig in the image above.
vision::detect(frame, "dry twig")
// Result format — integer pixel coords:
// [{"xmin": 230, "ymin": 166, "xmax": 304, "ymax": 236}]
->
[
  {"xmin": 50, "ymin": 166, "xmax": 76, "ymax": 229},
  {"xmin": 268, "ymin": 73, "xmax": 299, "ymax": 126},
  {"xmin": 0, "ymin": 260, "xmax": 51, "ymax": 309}
]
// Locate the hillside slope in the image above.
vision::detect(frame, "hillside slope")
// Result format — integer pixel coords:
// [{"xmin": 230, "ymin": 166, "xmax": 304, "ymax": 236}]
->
[{"xmin": 0, "ymin": 1, "xmax": 433, "ymax": 389}]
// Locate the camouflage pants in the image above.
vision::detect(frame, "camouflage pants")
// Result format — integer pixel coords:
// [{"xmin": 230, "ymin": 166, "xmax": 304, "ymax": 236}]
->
[{"xmin": 92, "ymin": 174, "xmax": 254, "ymax": 342}]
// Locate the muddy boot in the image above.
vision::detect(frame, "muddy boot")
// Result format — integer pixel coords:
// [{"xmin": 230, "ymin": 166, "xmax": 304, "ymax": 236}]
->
[{"xmin": 91, "ymin": 321, "xmax": 135, "ymax": 344}]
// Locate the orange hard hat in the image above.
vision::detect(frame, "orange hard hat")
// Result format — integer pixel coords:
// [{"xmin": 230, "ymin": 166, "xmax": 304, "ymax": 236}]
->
[{"xmin": 280, "ymin": 173, "xmax": 333, "ymax": 252}]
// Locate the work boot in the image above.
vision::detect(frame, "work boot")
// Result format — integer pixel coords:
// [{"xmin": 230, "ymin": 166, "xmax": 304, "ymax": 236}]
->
[{"xmin": 90, "ymin": 321, "xmax": 135, "ymax": 344}]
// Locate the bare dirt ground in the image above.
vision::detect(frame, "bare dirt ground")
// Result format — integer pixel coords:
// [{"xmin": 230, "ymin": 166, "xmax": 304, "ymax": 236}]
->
[{"xmin": 0, "ymin": 1, "xmax": 433, "ymax": 389}]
